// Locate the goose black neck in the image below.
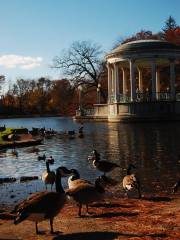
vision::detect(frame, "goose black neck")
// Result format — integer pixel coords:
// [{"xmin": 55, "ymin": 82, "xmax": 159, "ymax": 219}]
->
[
  {"xmin": 73, "ymin": 170, "xmax": 80, "ymax": 180},
  {"xmin": 55, "ymin": 171, "xmax": 64, "ymax": 193},
  {"xmin": 127, "ymin": 165, "xmax": 132, "ymax": 175},
  {"xmin": 95, "ymin": 180, "xmax": 105, "ymax": 193},
  {"xmin": 46, "ymin": 161, "xmax": 50, "ymax": 173}
]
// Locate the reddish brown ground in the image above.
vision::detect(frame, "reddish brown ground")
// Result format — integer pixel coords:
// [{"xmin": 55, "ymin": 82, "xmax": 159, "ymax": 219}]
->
[{"xmin": 0, "ymin": 194, "xmax": 180, "ymax": 240}]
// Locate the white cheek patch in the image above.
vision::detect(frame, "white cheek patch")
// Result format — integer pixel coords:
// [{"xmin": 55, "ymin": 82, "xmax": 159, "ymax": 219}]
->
[{"xmin": 126, "ymin": 184, "xmax": 132, "ymax": 190}]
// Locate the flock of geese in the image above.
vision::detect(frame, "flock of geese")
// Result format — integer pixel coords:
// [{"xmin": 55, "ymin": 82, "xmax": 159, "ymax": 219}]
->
[{"xmin": 12, "ymin": 149, "xmax": 179, "ymax": 235}]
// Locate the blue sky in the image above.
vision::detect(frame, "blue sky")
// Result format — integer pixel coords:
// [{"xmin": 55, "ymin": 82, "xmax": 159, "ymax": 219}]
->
[{"xmin": 0, "ymin": 0, "xmax": 180, "ymax": 90}]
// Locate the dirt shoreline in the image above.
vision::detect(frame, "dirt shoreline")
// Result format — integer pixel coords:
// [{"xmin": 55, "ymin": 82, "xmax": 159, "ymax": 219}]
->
[{"xmin": 0, "ymin": 192, "xmax": 180, "ymax": 240}]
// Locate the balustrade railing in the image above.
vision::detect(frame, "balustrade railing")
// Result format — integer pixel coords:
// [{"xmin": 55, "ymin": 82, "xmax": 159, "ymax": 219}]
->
[
  {"xmin": 108, "ymin": 92, "xmax": 180, "ymax": 103},
  {"xmin": 76, "ymin": 92, "xmax": 180, "ymax": 117}
]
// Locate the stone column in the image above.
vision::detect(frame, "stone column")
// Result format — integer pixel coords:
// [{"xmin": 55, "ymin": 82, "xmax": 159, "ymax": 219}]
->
[
  {"xmin": 114, "ymin": 62, "xmax": 119, "ymax": 103},
  {"xmin": 129, "ymin": 59, "xmax": 136, "ymax": 102},
  {"xmin": 151, "ymin": 60, "xmax": 156, "ymax": 101},
  {"xmin": 156, "ymin": 68, "xmax": 160, "ymax": 100},
  {"xmin": 107, "ymin": 63, "xmax": 112, "ymax": 103},
  {"xmin": 170, "ymin": 59, "xmax": 176, "ymax": 101},
  {"xmin": 122, "ymin": 67, "xmax": 127, "ymax": 95},
  {"xmin": 138, "ymin": 68, "xmax": 143, "ymax": 92}
]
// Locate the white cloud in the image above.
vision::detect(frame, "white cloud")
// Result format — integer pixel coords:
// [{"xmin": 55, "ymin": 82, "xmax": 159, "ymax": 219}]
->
[{"xmin": 0, "ymin": 55, "xmax": 43, "ymax": 69}]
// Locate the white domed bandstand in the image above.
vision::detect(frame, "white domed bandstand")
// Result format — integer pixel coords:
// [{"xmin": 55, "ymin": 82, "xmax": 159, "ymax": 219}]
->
[{"xmin": 75, "ymin": 40, "xmax": 180, "ymax": 122}]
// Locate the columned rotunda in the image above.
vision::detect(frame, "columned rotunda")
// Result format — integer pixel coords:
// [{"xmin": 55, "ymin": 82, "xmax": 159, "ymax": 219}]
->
[{"xmin": 76, "ymin": 40, "xmax": 180, "ymax": 122}]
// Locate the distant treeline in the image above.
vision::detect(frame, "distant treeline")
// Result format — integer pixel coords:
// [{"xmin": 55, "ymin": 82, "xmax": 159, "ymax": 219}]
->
[
  {"xmin": 0, "ymin": 78, "xmax": 78, "ymax": 116},
  {"xmin": 0, "ymin": 77, "xmax": 105, "ymax": 116}
]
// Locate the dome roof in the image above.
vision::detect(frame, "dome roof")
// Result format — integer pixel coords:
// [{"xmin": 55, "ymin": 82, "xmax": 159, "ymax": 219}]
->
[{"xmin": 107, "ymin": 40, "xmax": 180, "ymax": 58}]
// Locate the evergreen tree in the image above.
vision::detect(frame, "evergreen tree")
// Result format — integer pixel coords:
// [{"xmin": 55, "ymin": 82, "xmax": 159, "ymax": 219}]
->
[{"xmin": 163, "ymin": 16, "xmax": 177, "ymax": 32}]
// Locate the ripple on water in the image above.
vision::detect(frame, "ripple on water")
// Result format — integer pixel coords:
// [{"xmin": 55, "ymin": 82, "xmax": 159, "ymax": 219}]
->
[{"xmin": 0, "ymin": 117, "xmax": 179, "ymax": 195}]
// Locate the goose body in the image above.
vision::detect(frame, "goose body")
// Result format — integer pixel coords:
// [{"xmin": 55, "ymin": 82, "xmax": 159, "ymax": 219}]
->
[
  {"xmin": 93, "ymin": 160, "xmax": 120, "ymax": 175},
  {"xmin": 42, "ymin": 161, "xmax": 56, "ymax": 190},
  {"xmin": 66, "ymin": 176, "xmax": 105, "ymax": 217},
  {"xmin": 122, "ymin": 164, "xmax": 141, "ymax": 199},
  {"xmin": 90, "ymin": 150, "xmax": 120, "ymax": 175},
  {"xmin": 68, "ymin": 169, "xmax": 92, "ymax": 189},
  {"xmin": 14, "ymin": 166, "xmax": 72, "ymax": 234},
  {"xmin": 93, "ymin": 159, "xmax": 120, "ymax": 176}
]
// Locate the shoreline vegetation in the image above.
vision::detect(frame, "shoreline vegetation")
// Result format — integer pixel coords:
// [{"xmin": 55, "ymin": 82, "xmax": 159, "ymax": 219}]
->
[{"xmin": 0, "ymin": 113, "xmax": 63, "ymax": 119}]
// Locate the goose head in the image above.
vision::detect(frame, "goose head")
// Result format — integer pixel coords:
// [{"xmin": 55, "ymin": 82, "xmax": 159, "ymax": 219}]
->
[
  {"xmin": 56, "ymin": 166, "xmax": 72, "ymax": 178},
  {"xmin": 55, "ymin": 166, "xmax": 72, "ymax": 193},
  {"xmin": 95, "ymin": 176, "xmax": 105, "ymax": 193},
  {"xmin": 69, "ymin": 169, "xmax": 80, "ymax": 180},
  {"xmin": 127, "ymin": 164, "xmax": 136, "ymax": 175}
]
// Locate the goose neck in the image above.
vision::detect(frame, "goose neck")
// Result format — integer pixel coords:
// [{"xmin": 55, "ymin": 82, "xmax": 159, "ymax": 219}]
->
[
  {"xmin": 46, "ymin": 161, "xmax": 50, "ymax": 173},
  {"xmin": 55, "ymin": 172, "xmax": 64, "ymax": 193}
]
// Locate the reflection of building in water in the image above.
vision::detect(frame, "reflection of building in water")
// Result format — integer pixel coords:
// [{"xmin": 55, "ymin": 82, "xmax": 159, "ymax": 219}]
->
[
  {"xmin": 105, "ymin": 122, "xmax": 180, "ymax": 193},
  {"xmin": 75, "ymin": 40, "xmax": 180, "ymax": 122}
]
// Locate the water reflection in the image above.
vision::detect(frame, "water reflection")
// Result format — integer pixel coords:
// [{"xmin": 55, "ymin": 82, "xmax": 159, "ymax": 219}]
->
[{"xmin": 0, "ymin": 117, "xmax": 179, "ymax": 194}]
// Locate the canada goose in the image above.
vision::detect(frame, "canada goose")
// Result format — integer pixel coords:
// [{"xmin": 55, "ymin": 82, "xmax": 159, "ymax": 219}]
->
[
  {"xmin": 14, "ymin": 166, "xmax": 72, "ymax": 234},
  {"xmin": 173, "ymin": 179, "xmax": 180, "ymax": 193},
  {"xmin": 68, "ymin": 169, "xmax": 115, "ymax": 189},
  {"xmin": 68, "ymin": 169, "xmax": 92, "ymax": 189},
  {"xmin": 47, "ymin": 156, "xmax": 54, "ymax": 165},
  {"xmin": 88, "ymin": 149, "xmax": 100, "ymax": 161},
  {"xmin": 122, "ymin": 164, "xmax": 141, "ymax": 199},
  {"xmin": 37, "ymin": 154, "xmax": 46, "ymax": 161},
  {"xmin": 90, "ymin": 150, "xmax": 120, "ymax": 175},
  {"xmin": 42, "ymin": 161, "xmax": 56, "ymax": 190},
  {"xmin": 78, "ymin": 125, "xmax": 84, "ymax": 138},
  {"xmin": 66, "ymin": 176, "xmax": 105, "ymax": 217}
]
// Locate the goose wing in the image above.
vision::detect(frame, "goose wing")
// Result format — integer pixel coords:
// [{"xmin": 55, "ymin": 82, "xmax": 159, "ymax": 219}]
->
[
  {"xmin": 66, "ymin": 184, "xmax": 102, "ymax": 204},
  {"xmin": 97, "ymin": 161, "xmax": 120, "ymax": 172},
  {"xmin": 15, "ymin": 192, "xmax": 65, "ymax": 216},
  {"xmin": 68, "ymin": 178, "xmax": 92, "ymax": 189}
]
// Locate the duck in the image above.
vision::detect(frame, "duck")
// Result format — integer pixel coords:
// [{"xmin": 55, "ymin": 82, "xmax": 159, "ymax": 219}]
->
[
  {"xmin": 90, "ymin": 150, "xmax": 120, "ymax": 176},
  {"xmin": 122, "ymin": 164, "xmax": 141, "ymax": 199},
  {"xmin": 68, "ymin": 169, "xmax": 92, "ymax": 189},
  {"xmin": 42, "ymin": 161, "xmax": 56, "ymax": 190},
  {"xmin": 37, "ymin": 154, "xmax": 46, "ymax": 161},
  {"xmin": 172, "ymin": 179, "xmax": 180, "ymax": 193},
  {"xmin": 14, "ymin": 166, "xmax": 72, "ymax": 234},
  {"xmin": 66, "ymin": 176, "xmax": 105, "ymax": 217}
]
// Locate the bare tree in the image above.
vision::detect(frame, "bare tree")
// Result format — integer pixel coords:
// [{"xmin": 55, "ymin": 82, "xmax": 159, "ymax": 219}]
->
[{"xmin": 52, "ymin": 41, "xmax": 107, "ymax": 101}]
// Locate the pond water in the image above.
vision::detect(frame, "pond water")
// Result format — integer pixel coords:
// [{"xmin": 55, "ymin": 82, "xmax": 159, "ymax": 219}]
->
[{"xmin": 0, "ymin": 116, "xmax": 180, "ymax": 200}]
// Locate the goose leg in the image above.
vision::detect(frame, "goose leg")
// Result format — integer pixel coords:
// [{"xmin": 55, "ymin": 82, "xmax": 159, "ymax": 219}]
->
[
  {"xmin": 86, "ymin": 204, "xmax": 89, "ymax": 214},
  {"xmin": 35, "ymin": 222, "xmax": 39, "ymax": 234},
  {"xmin": 50, "ymin": 218, "xmax": 54, "ymax": 234},
  {"xmin": 138, "ymin": 187, "xmax": 142, "ymax": 199},
  {"xmin": 124, "ymin": 191, "xmax": 129, "ymax": 199},
  {"xmin": 136, "ymin": 182, "xmax": 142, "ymax": 199},
  {"xmin": 78, "ymin": 204, "xmax": 82, "ymax": 217}
]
